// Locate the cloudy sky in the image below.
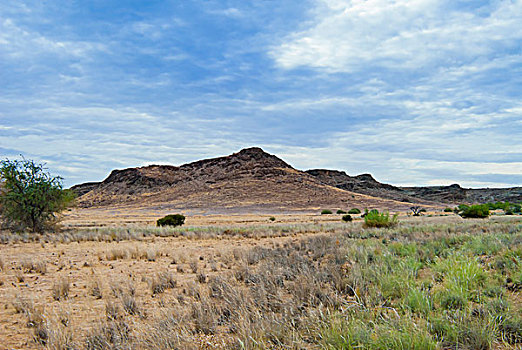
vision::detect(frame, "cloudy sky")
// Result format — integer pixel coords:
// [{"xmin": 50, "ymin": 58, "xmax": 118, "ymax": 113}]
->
[{"xmin": 1, "ymin": 0, "xmax": 521, "ymax": 188}]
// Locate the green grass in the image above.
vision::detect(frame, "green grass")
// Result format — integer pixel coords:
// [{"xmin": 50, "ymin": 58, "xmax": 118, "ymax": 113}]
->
[{"xmin": 319, "ymin": 219, "xmax": 522, "ymax": 350}]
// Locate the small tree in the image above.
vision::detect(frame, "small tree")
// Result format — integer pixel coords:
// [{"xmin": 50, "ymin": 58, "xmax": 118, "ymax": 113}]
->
[
  {"xmin": 410, "ymin": 206, "xmax": 427, "ymax": 216},
  {"xmin": 157, "ymin": 214, "xmax": 185, "ymax": 227},
  {"xmin": 0, "ymin": 158, "xmax": 75, "ymax": 232}
]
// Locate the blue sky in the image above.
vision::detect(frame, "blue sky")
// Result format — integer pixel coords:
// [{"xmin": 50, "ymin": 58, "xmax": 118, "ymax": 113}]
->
[{"xmin": 1, "ymin": 0, "xmax": 521, "ymax": 188}]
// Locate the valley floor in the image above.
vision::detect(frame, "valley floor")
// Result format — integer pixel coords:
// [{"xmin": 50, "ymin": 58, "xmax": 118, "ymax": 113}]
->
[{"xmin": 0, "ymin": 215, "xmax": 521, "ymax": 349}]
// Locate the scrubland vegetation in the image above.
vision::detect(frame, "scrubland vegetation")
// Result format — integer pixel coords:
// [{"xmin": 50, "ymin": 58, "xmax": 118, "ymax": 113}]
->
[{"xmin": 0, "ymin": 217, "xmax": 521, "ymax": 349}]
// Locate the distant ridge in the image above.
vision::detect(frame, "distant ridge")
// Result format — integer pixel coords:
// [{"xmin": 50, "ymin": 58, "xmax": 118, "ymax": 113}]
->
[
  {"xmin": 72, "ymin": 147, "xmax": 521, "ymax": 211},
  {"xmin": 306, "ymin": 169, "xmax": 521, "ymax": 204}
]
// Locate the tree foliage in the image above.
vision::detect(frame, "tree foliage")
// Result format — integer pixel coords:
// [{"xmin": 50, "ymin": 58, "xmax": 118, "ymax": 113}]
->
[
  {"xmin": 0, "ymin": 158, "xmax": 75, "ymax": 232},
  {"xmin": 457, "ymin": 204, "xmax": 489, "ymax": 219},
  {"xmin": 341, "ymin": 214, "xmax": 352, "ymax": 222},
  {"xmin": 157, "ymin": 214, "xmax": 185, "ymax": 227}
]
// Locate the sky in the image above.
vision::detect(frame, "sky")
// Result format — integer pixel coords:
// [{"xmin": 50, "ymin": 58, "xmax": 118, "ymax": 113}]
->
[{"xmin": 1, "ymin": 0, "xmax": 521, "ymax": 188}]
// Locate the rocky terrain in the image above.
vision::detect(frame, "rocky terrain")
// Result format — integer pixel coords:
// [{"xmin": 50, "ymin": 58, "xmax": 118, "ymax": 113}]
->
[
  {"xmin": 72, "ymin": 147, "xmax": 520, "ymax": 212},
  {"xmin": 72, "ymin": 148, "xmax": 416, "ymax": 212},
  {"xmin": 307, "ymin": 169, "xmax": 522, "ymax": 204}
]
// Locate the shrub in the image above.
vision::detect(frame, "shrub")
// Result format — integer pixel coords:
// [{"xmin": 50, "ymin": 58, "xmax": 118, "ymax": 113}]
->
[
  {"xmin": 348, "ymin": 208, "xmax": 361, "ymax": 214},
  {"xmin": 458, "ymin": 204, "xmax": 489, "ymax": 218},
  {"xmin": 150, "ymin": 272, "xmax": 177, "ymax": 295},
  {"xmin": 336, "ymin": 209, "xmax": 347, "ymax": 214},
  {"xmin": 410, "ymin": 206, "xmax": 427, "ymax": 216},
  {"xmin": 341, "ymin": 214, "xmax": 352, "ymax": 222},
  {"xmin": 269, "ymin": 217, "xmax": 276, "ymax": 221},
  {"xmin": 321, "ymin": 209, "xmax": 333, "ymax": 215},
  {"xmin": 0, "ymin": 158, "xmax": 75, "ymax": 232},
  {"xmin": 444, "ymin": 207, "xmax": 453, "ymax": 212},
  {"xmin": 363, "ymin": 210, "xmax": 399, "ymax": 228},
  {"xmin": 52, "ymin": 278, "xmax": 70, "ymax": 301},
  {"xmin": 156, "ymin": 214, "xmax": 185, "ymax": 227},
  {"xmin": 361, "ymin": 209, "xmax": 379, "ymax": 217}
]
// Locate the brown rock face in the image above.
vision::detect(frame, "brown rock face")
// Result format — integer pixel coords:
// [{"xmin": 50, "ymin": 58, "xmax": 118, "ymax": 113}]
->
[
  {"xmin": 72, "ymin": 148, "xmax": 413, "ymax": 211},
  {"xmin": 71, "ymin": 147, "xmax": 519, "ymax": 212},
  {"xmin": 305, "ymin": 169, "xmax": 420, "ymax": 203},
  {"xmin": 306, "ymin": 170, "xmax": 521, "ymax": 204}
]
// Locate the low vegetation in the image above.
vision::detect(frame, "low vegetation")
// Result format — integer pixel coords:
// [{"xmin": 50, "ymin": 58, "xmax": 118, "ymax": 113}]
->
[
  {"xmin": 486, "ymin": 201, "xmax": 522, "ymax": 214},
  {"xmin": 321, "ymin": 209, "xmax": 333, "ymax": 215},
  {"xmin": 348, "ymin": 208, "xmax": 361, "ymax": 214},
  {"xmin": 342, "ymin": 214, "xmax": 353, "ymax": 222},
  {"xmin": 156, "ymin": 214, "xmax": 185, "ymax": 227},
  {"xmin": 458, "ymin": 204, "xmax": 490, "ymax": 218},
  {"xmin": 2, "ymin": 218, "xmax": 521, "ymax": 349},
  {"xmin": 410, "ymin": 205, "xmax": 427, "ymax": 216},
  {"xmin": 363, "ymin": 209, "xmax": 399, "ymax": 228}
]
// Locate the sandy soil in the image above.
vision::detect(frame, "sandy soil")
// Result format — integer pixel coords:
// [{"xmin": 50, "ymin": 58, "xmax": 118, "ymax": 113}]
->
[
  {"xmin": 0, "ymin": 222, "xmax": 330, "ymax": 349},
  {"xmin": 0, "ymin": 212, "xmax": 515, "ymax": 349}
]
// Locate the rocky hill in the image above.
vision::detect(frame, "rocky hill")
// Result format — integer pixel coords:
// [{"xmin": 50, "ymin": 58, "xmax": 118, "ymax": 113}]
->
[
  {"xmin": 400, "ymin": 184, "xmax": 522, "ymax": 204},
  {"xmin": 72, "ymin": 148, "xmax": 416, "ymax": 212},
  {"xmin": 305, "ymin": 169, "xmax": 427, "ymax": 204},
  {"xmin": 72, "ymin": 147, "xmax": 520, "ymax": 212},
  {"xmin": 306, "ymin": 169, "xmax": 521, "ymax": 204}
]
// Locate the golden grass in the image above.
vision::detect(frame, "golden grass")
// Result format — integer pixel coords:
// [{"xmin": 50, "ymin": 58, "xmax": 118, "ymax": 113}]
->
[{"xmin": 0, "ymin": 214, "xmax": 519, "ymax": 349}]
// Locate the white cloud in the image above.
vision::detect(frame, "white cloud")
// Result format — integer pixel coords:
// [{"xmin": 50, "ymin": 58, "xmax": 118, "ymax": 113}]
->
[
  {"xmin": 0, "ymin": 18, "xmax": 106, "ymax": 60},
  {"xmin": 271, "ymin": 0, "xmax": 522, "ymax": 72}
]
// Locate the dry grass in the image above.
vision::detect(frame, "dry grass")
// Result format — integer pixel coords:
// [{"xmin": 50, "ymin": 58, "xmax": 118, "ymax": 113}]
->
[
  {"xmin": 51, "ymin": 278, "xmax": 70, "ymax": 301},
  {"xmin": 88, "ymin": 278, "xmax": 103, "ymax": 299},
  {"xmin": 150, "ymin": 272, "xmax": 177, "ymax": 295},
  {"xmin": 20, "ymin": 259, "xmax": 47, "ymax": 275},
  {"xmin": 0, "ymin": 215, "xmax": 520, "ymax": 349}
]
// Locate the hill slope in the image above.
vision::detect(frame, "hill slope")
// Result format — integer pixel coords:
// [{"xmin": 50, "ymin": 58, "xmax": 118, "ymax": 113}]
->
[
  {"xmin": 73, "ymin": 147, "xmax": 520, "ymax": 212},
  {"xmin": 306, "ymin": 169, "xmax": 521, "ymax": 204},
  {"xmin": 73, "ymin": 148, "xmax": 415, "ymax": 212}
]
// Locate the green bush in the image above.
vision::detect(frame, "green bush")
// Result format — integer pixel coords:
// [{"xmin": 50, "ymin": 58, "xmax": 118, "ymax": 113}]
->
[
  {"xmin": 336, "ymin": 209, "xmax": 347, "ymax": 214},
  {"xmin": 321, "ymin": 209, "xmax": 333, "ymax": 215},
  {"xmin": 458, "ymin": 204, "xmax": 489, "ymax": 218},
  {"xmin": 485, "ymin": 201, "xmax": 521, "ymax": 215},
  {"xmin": 348, "ymin": 208, "xmax": 361, "ymax": 214},
  {"xmin": 363, "ymin": 210, "xmax": 399, "ymax": 228},
  {"xmin": 444, "ymin": 207, "xmax": 453, "ymax": 212},
  {"xmin": 156, "ymin": 214, "xmax": 185, "ymax": 227},
  {"xmin": 341, "ymin": 214, "xmax": 352, "ymax": 222},
  {"xmin": 269, "ymin": 217, "xmax": 276, "ymax": 221}
]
